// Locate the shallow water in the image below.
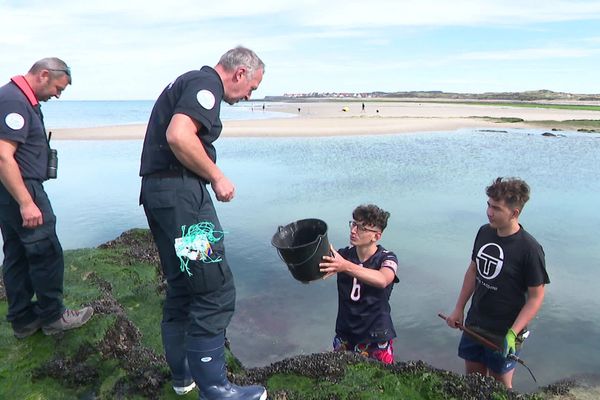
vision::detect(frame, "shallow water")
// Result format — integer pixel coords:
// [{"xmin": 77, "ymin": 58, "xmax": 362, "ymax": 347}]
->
[
  {"xmin": 2, "ymin": 128, "xmax": 599, "ymax": 393},
  {"xmin": 40, "ymin": 100, "xmax": 293, "ymax": 129}
]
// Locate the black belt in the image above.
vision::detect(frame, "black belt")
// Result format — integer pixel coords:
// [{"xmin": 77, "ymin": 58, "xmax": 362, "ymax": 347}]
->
[
  {"xmin": 145, "ymin": 168, "xmax": 207, "ymax": 184},
  {"xmin": 146, "ymin": 168, "xmax": 189, "ymax": 178}
]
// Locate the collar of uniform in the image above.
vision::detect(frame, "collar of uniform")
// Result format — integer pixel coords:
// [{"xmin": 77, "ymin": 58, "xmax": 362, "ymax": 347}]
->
[
  {"xmin": 10, "ymin": 75, "xmax": 39, "ymax": 107},
  {"xmin": 201, "ymin": 66, "xmax": 224, "ymax": 93}
]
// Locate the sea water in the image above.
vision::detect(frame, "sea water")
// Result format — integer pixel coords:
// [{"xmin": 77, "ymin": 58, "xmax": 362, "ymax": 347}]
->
[
  {"xmin": 41, "ymin": 100, "xmax": 292, "ymax": 129},
  {"xmin": 1, "ymin": 104, "xmax": 599, "ymax": 393}
]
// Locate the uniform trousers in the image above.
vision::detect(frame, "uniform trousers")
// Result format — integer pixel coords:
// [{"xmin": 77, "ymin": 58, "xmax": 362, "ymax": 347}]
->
[
  {"xmin": 140, "ymin": 173, "xmax": 235, "ymax": 337},
  {"xmin": 0, "ymin": 179, "xmax": 65, "ymax": 328}
]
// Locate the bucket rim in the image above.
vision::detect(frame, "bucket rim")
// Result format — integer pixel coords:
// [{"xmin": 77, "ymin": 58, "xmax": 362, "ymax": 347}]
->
[{"xmin": 271, "ymin": 218, "xmax": 328, "ymax": 250}]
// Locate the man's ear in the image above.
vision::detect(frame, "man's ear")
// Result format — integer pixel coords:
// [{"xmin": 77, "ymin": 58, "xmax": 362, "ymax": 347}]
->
[
  {"xmin": 38, "ymin": 70, "xmax": 50, "ymax": 83},
  {"xmin": 235, "ymin": 67, "xmax": 246, "ymax": 82}
]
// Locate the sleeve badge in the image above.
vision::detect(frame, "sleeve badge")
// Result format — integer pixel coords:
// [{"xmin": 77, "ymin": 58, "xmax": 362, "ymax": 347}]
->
[
  {"xmin": 196, "ymin": 89, "xmax": 216, "ymax": 110},
  {"xmin": 4, "ymin": 113, "xmax": 25, "ymax": 130}
]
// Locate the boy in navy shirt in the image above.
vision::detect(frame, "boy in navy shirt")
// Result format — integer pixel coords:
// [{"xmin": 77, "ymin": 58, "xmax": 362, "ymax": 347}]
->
[{"xmin": 320, "ymin": 204, "xmax": 399, "ymax": 364}]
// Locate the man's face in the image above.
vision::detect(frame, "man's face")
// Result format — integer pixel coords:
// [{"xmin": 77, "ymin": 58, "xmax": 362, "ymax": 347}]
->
[
  {"xmin": 37, "ymin": 73, "xmax": 69, "ymax": 102},
  {"xmin": 223, "ymin": 67, "xmax": 263, "ymax": 105},
  {"xmin": 486, "ymin": 197, "xmax": 517, "ymax": 230}
]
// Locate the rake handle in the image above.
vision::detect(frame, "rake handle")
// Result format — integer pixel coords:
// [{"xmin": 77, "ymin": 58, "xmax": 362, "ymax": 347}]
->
[{"xmin": 438, "ymin": 313, "xmax": 502, "ymax": 352}]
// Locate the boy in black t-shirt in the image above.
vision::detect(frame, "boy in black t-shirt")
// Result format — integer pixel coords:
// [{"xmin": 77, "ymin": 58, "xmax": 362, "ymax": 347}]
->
[
  {"xmin": 446, "ymin": 177, "xmax": 550, "ymax": 389},
  {"xmin": 320, "ymin": 204, "xmax": 399, "ymax": 364}
]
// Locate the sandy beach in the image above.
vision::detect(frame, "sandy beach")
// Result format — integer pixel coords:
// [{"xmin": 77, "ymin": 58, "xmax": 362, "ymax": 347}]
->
[{"xmin": 50, "ymin": 100, "xmax": 600, "ymax": 140}]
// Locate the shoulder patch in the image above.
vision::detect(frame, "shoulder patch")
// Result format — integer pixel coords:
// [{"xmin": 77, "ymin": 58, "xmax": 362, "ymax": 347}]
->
[
  {"xmin": 196, "ymin": 89, "xmax": 216, "ymax": 110},
  {"xmin": 5, "ymin": 113, "xmax": 25, "ymax": 130}
]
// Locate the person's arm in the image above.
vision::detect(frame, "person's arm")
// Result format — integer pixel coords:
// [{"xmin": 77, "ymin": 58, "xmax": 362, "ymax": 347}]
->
[
  {"xmin": 165, "ymin": 113, "xmax": 235, "ymax": 202},
  {"xmin": 502, "ymin": 284, "xmax": 545, "ymax": 357},
  {"xmin": 446, "ymin": 260, "xmax": 477, "ymax": 329},
  {"xmin": 511, "ymin": 284, "xmax": 545, "ymax": 334},
  {"xmin": 0, "ymin": 139, "xmax": 43, "ymax": 228},
  {"xmin": 319, "ymin": 245, "xmax": 396, "ymax": 288}
]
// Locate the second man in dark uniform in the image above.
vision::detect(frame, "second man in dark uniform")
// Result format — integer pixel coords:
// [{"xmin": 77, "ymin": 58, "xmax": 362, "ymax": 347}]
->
[{"xmin": 139, "ymin": 46, "xmax": 266, "ymax": 399}]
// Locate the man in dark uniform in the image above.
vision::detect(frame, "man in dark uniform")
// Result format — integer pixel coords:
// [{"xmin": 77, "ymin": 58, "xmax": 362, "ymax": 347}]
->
[
  {"xmin": 0, "ymin": 58, "xmax": 94, "ymax": 339},
  {"xmin": 446, "ymin": 177, "xmax": 550, "ymax": 389},
  {"xmin": 139, "ymin": 47, "xmax": 266, "ymax": 399}
]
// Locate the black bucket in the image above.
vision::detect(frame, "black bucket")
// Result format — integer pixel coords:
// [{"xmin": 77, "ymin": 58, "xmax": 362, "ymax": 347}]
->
[{"xmin": 271, "ymin": 218, "xmax": 330, "ymax": 283}]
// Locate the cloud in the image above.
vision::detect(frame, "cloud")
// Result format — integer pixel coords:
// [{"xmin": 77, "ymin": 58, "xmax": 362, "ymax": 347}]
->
[
  {"xmin": 457, "ymin": 47, "xmax": 600, "ymax": 61},
  {"xmin": 2, "ymin": 0, "xmax": 600, "ymax": 97},
  {"xmin": 291, "ymin": 0, "xmax": 600, "ymax": 28}
]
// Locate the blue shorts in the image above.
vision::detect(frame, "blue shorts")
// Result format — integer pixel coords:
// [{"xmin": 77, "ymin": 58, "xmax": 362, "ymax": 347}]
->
[{"xmin": 458, "ymin": 332, "xmax": 519, "ymax": 374}]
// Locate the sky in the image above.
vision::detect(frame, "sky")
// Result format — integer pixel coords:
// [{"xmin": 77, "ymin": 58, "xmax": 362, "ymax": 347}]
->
[{"xmin": 1, "ymin": 0, "xmax": 600, "ymax": 100}]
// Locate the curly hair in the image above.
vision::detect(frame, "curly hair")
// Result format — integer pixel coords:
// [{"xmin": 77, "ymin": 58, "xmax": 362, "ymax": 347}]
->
[
  {"xmin": 486, "ymin": 177, "xmax": 530, "ymax": 210},
  {"xmin": 352, "ymin": 204, "xmax": 390, "ymax": 231}
]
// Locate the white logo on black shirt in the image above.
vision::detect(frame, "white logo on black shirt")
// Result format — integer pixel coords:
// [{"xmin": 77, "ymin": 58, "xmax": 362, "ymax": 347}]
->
[
  {"xmin": 476, "ymin": 243, "xmax": 504, "ymax": 280},
  {"xmin": 5, "ymin": 113, "xmax": 25, "ymax": 130}
]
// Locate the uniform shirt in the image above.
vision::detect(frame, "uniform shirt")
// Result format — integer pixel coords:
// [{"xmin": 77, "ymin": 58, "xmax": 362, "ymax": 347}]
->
[
  {"xmin": 335, "ymin": 245, "xmax": 399, "ymax": 343},
  {"xmin": 139, "ymin": 66, "xmax": 224, "ymax": 176},
  {"xmin": 465, "ymin": 224, "xmax": 550, "ymax": 334},
  {"xmin": 0, "ymin": 79, "xmax": 48, "ymax": 180}
]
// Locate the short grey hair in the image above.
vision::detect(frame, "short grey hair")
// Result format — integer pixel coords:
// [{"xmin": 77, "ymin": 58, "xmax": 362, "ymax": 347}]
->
[
  {"xmin": 29, "ymin": 57, "xmax": 72, "ymax": 84},
  {"xmin": 218, "ymin": 46, "xmax": 264, "ymax": 79}
]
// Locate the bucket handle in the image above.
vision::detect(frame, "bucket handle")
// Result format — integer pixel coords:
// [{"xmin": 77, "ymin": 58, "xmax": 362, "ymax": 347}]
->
[{"xmin": 276, "ymin": 235, "xmax": 324, "ymax": 268}]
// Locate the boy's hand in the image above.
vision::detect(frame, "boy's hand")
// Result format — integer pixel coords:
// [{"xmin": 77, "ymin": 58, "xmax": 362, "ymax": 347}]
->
[
  {"xmin": 445, "ymin": 309, "xmax": 464, "ymax": 329},
  {"xmin": 319, "ymin": 244, "xmax": 345, "ymax": 278},
  {"xmin": 503, "ymin": 328, "xmax": 517, "ymax": 358}
]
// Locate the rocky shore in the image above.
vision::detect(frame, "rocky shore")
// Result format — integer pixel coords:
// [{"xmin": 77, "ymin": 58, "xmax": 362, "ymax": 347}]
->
[{"xmin": 0, "ymin": 229, "xmax": 596, "ymax": 399}]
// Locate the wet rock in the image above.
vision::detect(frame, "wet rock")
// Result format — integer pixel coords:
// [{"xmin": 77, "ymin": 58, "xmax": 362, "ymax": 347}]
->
[
  {"xmin": 477, "ymin": 129, "xmax": 509, "ymax": 133},
  {"xmin": 234, "ymin": 352, "xmax": 363, "ymax": 386},
  {"xmin": 33, "ymin": 346, "xmax": 99, "ymax": 387},
  {"xmin": 97, "ymin": 229, "xmax": 167, "ymax": 294},
  {"xmin": 98, "ymin": 229, "xmax": 161, "ymax": 268},
  {"xmin": 540, "ymin": 378, "xmax": 577, "ymax": 395},
  {"xmin": 577, "ymin": 128, "xmax": 597, "ymax": 133},
  {"xmin": 32, "ymin": 262, "xmax": 169, "ymax": 400},
  {"xmin": 233, "ymin": 352, "xmax": 527, "ymax": 400},
  {"xmin": 20, "ymin": 230, "xmax": 597, "ymax": 399}
]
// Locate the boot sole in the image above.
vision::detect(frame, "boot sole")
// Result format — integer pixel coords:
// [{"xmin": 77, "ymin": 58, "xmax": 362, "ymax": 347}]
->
[{"xmin": 174, "ymin": 382, "xmax": 196, "ymax": 395}]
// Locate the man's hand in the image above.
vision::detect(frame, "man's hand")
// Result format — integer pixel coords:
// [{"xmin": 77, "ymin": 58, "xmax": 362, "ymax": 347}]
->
[
  {"xmin": 503, "ymin": 328, "xmax": 517, "ymax": 358},
  {"xmin": 20, "ymin": 201, "xmax": 43, "ymax": 228},
  {"xmin": 211, "ymin": 176, "xmax": 235, "ymax": 202}
]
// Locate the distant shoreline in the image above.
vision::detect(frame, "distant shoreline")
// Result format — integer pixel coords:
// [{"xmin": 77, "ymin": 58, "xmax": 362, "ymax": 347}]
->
[{"xmin": 50, "ymin": 99, "xmax": 600, "ymax": 140}]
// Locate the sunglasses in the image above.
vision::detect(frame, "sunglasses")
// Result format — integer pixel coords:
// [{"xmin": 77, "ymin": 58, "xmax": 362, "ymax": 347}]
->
[{"xmin": 48, "ymin": 67, "xmax": 71, "ymax": 77}]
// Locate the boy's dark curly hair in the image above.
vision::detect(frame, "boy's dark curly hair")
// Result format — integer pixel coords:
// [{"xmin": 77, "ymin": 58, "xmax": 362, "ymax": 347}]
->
[
  {"xmin": 352, "ymin": 204, "xmax": 390, "ymax": 231},
  {"xmin": 486, "ymin": 177, "xmax": 530, "ymax": 210}
]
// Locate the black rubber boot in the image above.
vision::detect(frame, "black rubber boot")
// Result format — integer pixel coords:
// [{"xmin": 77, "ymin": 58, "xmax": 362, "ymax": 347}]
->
[
  {"xmin": 162, "ymin": 321, "xmax": 195, "ymax": 394},
  {"xmin": 187, "ymin": 333, "xmax": 267, "ymax": 400}
]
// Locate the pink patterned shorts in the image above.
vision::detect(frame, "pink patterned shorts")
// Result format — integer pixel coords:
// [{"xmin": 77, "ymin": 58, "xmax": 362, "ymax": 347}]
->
[{"xmin": 333, "ymin": 336, "xmax": 394, "ymax": 364}]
